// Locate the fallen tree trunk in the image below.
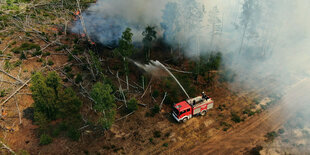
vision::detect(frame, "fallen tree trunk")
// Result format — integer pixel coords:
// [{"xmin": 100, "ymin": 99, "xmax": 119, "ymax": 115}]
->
[
  {"xmin": 115, "ymin": 111, "xmax": 134, "ymax": 122},
  {"xmin": 160, "ymin": 92, "xmax": 167, "ymax": 110},
  {"xmin": 0, "ymin": 69, "xmax": 24, "ymax": 85},
  {"xmin": 1, "ymin": 78, "xmax": 31, "ymax": 106},
  {"xmin": 0, "ymin": 140, "xmax": 15, "ymax": 154},
  {"xmin": 117, "ymin": 72, "xmax": 127, "ymax": 108},
  {"xmin": 141, "ymin": 77, "xmax": 153, "ymax": 98}
]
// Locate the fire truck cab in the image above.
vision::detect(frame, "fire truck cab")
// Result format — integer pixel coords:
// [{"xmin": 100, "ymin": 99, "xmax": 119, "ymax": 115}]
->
[{"xmin": 172, "ymin": 95, "xmax": 214, "ymax": 123}]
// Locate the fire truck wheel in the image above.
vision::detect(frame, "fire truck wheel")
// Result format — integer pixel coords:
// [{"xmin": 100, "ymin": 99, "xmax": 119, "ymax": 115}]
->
[
  {"xmin": 201, "ymin": 111, "xmax": 206, "ymax": 116},
  {"xmin": 182, "ymin": 117, "xmax": 188, "ymax": 123}
]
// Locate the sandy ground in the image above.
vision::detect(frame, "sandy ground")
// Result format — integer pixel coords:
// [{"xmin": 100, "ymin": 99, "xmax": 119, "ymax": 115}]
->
[{"xmin": 188, "ymin": 78, "xmax": 310, "ymax": 155}]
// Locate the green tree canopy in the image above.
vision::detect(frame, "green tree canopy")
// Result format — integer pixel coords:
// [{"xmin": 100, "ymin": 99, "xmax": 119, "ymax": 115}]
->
[
  {"xmin": 90, "ymin": 82, "xmax": 116, "ymax": 129},
  {"xmin": 115, "ymin": 28, "xmax": 134, "ymax": 58},
  {"xmin": 31, "ymin": 71, "xmax": 83, "ymax": 128},
  {"xmin": 31, "ymin": 72, "xmax": 58, "ymax": 121},
  {"xmin": 114, "ymin": 28, "xmax": 135, "ymax": 75},
  {"xmin": 57, "ymin": 87, "xmax": 82, "ymax": 123}
]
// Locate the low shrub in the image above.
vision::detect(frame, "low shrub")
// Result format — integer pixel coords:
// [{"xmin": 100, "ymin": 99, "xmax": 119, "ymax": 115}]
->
[
  {"xmin": 127, "ymin": 98, "xmax": 138, "ymax": 113},
  {"xmin": 39, "ymin": 134, "xmax": 52, "ymax": 145},
  {"xmin": 75, "ymin": 74, "xmax": 83, "ymax": 83},
  {"xmin": 152, "ymin": 90, "xmax": 159, "ymax": 98},
  {"xmin": 0, "ymin": 89, "xmax": 5, "ymax": 97},
  {"xmin": 153, "ymin": 130, "xmax": 161, "ymax": 138},
  {"xmin": 231, "ymin": 112, "xmax": 241, "ymax": 123},
  {"xmin": 14, "ymin": 60, "xmax": 22, "ymax": 67},
  {"xmin": 47, "ymin": 59, "xmax": 54, "ymax": 66},
  {"xmin": 265, "ymin": 131, "xmax": 278, "ymax": 142},
  {"xmin": 67, "ymin": 127, "xmax": 80, "ymax": 141},
  {"xmin": 20, "ymin": 52, "xmax": 27, "ymax": 59},
  {"xmin": 151, "ymin": 105, "xmax": 160, "ymax": 116}
]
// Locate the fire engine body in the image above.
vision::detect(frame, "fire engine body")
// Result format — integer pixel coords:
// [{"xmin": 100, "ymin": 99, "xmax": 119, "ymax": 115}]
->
[{"xmin": 172, "ymin": 96, "xmax": 214, "ymax": 122}]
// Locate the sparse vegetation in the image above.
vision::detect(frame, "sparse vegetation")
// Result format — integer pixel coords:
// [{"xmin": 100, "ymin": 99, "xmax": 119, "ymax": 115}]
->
[
  {"xmin": 247, "ymin": 145, "xmax": 263, "ymax": 155},
  {"xmin": 153, "ymin": 130, "xmax": 161, "ymax": 138},
  {"xmin": 13, "ymin": 60, "xmax": 22, "ymax": 67},
  {"xmin": 151, "ymin": 105, "xmax": 160, "ymax": 116},
  {"xmin": 0, "ymin": 89, "xmax": 6, "ymax": 97},
  {"xmin": 265, "ymin": 131, "xmax": 278, "ymax": 142},
  {"xmin": 20, "ymin": 52, "xmax": 27, "ymax": 60},
  {"xmin": 75, "ymin": 74, "xmax": 83, "ymax": 83},
  {"xmin": 127, "ymin": 98, "xmax": 138, "ymax": 113},
  {"xmin": 278, "ymin": 128, "xmax": 285, "ymax": 134},
  {"xmin": 220, "ymin": 121, "xmax": 232, "ymax": 131},
  {"xmin": 231, "ymin": 112, "xmax": 241, "ymax": 123},
  {"xmin": 47, "ymin": 59, "xmax": 54, "ymax": 66},
  {"xmin": 162, "ymin": 143, "xmax": 168, "ymax": 147},
  {"xmin": 152, "ymin": 89, "xmax": 159, "ymax": 98},
  {"xmin": 11, "ymin": 43, "xmax": 41, "ymax": 54},
  {"xmin": 39, "ymin": 134, "xmax": 52, "ymax": 145}
]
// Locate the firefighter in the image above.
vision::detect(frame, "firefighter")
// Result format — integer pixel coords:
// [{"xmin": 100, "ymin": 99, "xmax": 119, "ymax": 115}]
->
[
  {"xmin": 202, "ymin": 92, "xmax": 210, "ymax": 100},
  {"xmin": 202, "ymin": 92, "xmax": 207, "ymax": 99}
]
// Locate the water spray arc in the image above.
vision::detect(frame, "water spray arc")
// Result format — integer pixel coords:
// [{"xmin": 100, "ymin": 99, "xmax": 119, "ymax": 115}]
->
[
  {"xmin": 131, "ymin": 59, "xmax": 190, "ymax": 99},
  {"xmin": 153, "ymin": 60, "xmax": 190, "ymax": 99}
]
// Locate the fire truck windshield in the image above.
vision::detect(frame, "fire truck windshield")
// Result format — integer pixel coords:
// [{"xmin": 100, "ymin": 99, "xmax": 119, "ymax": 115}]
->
[{"xmin": 173, "ymin": 108, "xmax": 179, "ymax": 116}]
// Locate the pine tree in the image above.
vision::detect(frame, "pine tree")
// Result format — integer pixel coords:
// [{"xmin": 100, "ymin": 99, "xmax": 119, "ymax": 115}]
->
[
  {"xmin": 31, "ymin": 72, "xmax": 58, "ymax": 121},
  {"xmin": 142, "ymin": 26, "xmax": 157, "ymax": 61},
  {"xmin": 114, "ymin": 28, "xmax": 135, "ymax": 90},
  {"xmin": 31, "ymin": 71, "xmax": 83, "ymax": 128},
  {"xmin": 91, "ymin": 82, "xmax": 116, "ymax": 129}
]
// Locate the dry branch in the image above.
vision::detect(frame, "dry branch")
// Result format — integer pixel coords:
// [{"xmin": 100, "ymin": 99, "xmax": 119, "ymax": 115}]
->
[
  {"xmin": 160, "ymin": 92, "xmax": 167, "ymax": 110},
  {"xmin": 0, "ymin": 69, "xmax": 24, "ymax": 85},
  {"xmin": 115, "ymin": 111, "xmax": 134, "ymax": 122},
  {"xmin": 84, "ymin": 53, "xmax": 96, "ymax": 81},
  {"xmin": 41, "ymin": 38, "xmax": 60, "ymax": 52},
  {"xmin": 76, "ymin": 0, "xmax": 91, "ymax": 42},
  {"xmin": 0, "ymin": 80, "xmax": 16, "ymax": 85},
  {"xmin": 14, "ymin": 96, "xmax": 22, "ymax": 125},
  {"xmin": 116, "ymin": 72, "xmax": 127, "ymax": 107},
  {"xmin": 137, "ymin": 103, "xmax": 147, "ymax": 107},
  {"xmin": 0, "ymin": 140, "xmax": 15, "ymax": 154},
  {"xmin": 0, "ymin": 78, "xmax": 31, "ymax": 106},
  {"xmin": 141, "ymin": 77, "xmax": 153, "ymax": 98}
]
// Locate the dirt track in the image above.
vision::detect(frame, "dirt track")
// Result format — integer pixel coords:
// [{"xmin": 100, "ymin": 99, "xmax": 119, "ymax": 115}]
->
[{"xmin": 189, "ymin": 79, "xmax": 310, "ymax": 154}]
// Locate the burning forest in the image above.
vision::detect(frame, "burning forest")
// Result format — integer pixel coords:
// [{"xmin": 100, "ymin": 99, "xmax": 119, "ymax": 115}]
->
[{"xmin": 0, "ymin": 0, "xmax": 309, "ymax": 154}]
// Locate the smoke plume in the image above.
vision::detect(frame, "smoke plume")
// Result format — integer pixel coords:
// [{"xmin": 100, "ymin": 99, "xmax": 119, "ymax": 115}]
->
[
  {"xmin": 73, "ymin": 0, "xmax": 310, "ymax": 92},
  {"xmin": 72, "ymin": 0, "xmax": 169, "ymax": 45},
  {"xmin": 73, "ymin": 0, "xmax": 310, "ymax": 152}
]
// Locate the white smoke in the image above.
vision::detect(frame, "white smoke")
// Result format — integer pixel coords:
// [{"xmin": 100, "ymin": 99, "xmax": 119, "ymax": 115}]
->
[
  {"xmin": 72, "ymin": 0, "xmax": 171, "ymax": 45},
  {"xmin": 72, "ymin": 0, "xmax": 310, "ymax": 93}
]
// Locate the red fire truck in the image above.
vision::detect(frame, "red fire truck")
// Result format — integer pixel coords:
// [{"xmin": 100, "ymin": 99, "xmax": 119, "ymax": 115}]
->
[{"xmin": 172, "ymin": 93, "xmax": 214, "ymax": 123}]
